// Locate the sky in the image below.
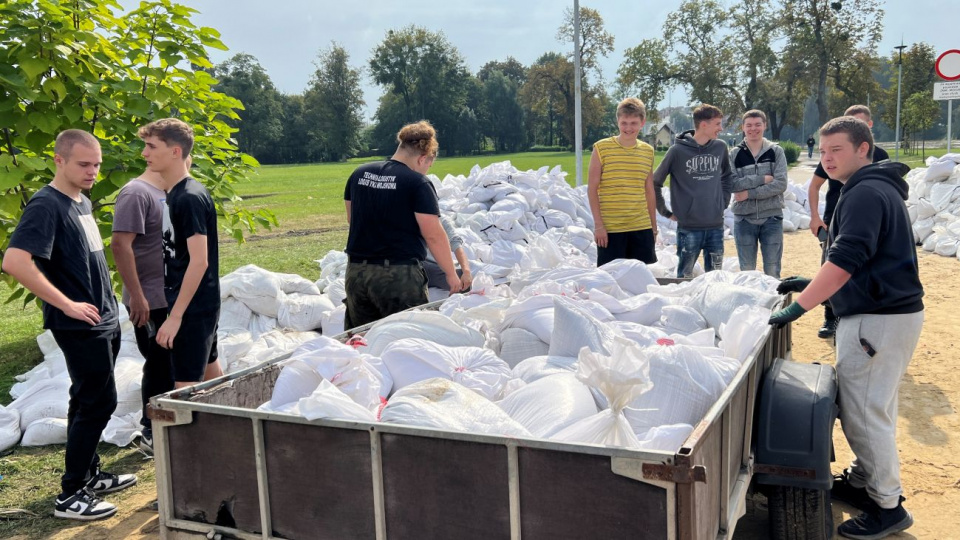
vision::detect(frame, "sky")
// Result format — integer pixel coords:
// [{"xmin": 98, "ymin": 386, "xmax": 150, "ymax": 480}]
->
[{"xmin": 130, "ymin": 1, "xmax": 959, "ymax": 120}]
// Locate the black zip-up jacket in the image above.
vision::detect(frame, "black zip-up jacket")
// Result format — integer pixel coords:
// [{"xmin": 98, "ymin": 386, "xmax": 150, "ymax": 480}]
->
[{"xmin": 826, "ymin": 161, "xmax": 924, "ymax": 317}]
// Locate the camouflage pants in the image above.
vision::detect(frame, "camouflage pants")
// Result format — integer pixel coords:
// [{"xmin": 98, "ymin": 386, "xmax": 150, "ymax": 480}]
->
[{"xmin": 343, "ymin": 260, "xmax": 428, "ymax": 330}]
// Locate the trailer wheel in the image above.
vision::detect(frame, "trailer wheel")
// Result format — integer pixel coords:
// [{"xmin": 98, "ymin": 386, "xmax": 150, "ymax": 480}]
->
[{"xmin": 767, "ymin": 485, "xmax": 833, "ymax": 540}]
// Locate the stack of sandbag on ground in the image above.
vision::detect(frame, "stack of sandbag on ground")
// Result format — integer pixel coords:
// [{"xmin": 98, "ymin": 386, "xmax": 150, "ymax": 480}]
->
[
  {"xmin": 904, "ymin": 154, "xmax": 960, "ymax": 260},
  {"xmin": 13, "ymin": 305, "xmax": 147, "ymax": 448}
]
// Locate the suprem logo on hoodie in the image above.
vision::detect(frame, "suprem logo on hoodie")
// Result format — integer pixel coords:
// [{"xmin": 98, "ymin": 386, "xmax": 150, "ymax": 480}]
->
[{"xmin": 685, "ymin": 154, "xmax": 722, "ymax": 181}]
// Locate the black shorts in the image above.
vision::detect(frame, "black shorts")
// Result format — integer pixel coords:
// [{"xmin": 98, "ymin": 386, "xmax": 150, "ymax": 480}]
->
[
  {"xmin": 597, "ymin": 229, "xmax": 658, "ymax": 266},
  {"xmin": 171, "ymin": 310, "xmax": 219, "ymax": 383}
]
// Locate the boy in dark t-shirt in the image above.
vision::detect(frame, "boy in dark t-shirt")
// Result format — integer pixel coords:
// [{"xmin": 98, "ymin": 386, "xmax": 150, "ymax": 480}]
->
[
  {"xmin": 139, "ymin": 119, "xmax": 221, "ymax": 389},
  {"xmin": 2, "ymin": 130, "xmax": 136, "ymax": 521}
]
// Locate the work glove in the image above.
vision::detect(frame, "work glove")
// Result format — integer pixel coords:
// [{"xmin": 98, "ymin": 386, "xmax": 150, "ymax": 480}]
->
[
  {"xmin": 768, "ymin": 301, "xmax": 807, "ymax": 328},
  {"xmin": 776, "ymin": 276, "xmax": 811, "ymax": 295}
]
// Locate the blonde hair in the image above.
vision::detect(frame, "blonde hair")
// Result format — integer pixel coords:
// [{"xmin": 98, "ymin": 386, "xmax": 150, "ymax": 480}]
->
[
  {"xmin": 396, "ymin": 121, "xmax": 438, "ymax": 157},
  {"xmin": 616, "ymin": 97, "xmax": 646, "ymax": 121}
]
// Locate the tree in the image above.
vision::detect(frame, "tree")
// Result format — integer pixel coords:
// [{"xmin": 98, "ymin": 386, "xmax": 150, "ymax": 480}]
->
[
  {"xmin": 520, "ymin": 53, "xmax": 605, "ymax": 149},
  {"xmin": 275, "ymin": 93, "xmax": 313, "ymax": 163},
  {"xmin": 780, "ymin": 0, "xmax": 884, "ymax": 126},
  {"xmin": 880, "ymin": 43, "xmax": 937, "ymax": 145},
  {"xmin": 479, "ymin": 70, "xmax": 525, "ymax": 152},
  {"xmin": 478, "ymin": 57, "xmax": 526, "ymax": 85},
  {"xmin": 368, "ymin": 26, "xmax": 473, "ymax": 154},
  {"xmin": 556, "ymin": 6, "xmax": 614, "ymax": 83},
  {"xmin": 305, "ymin": 43, "xmax": 365, "ymax": 162},
  {"xmin": 0, "ymin": 0, "xmax": 274, "ymax": 300},
  {"xmin": 212, "ymin": 53, "xmax": 284, "ymax": 163},
  {"xmin": 616, "ymin": 39, "xmax": 673, "ymax": 123},
  {"xmin": 902, "ymin": 92, "xmax": 940, "ymax": 157}
]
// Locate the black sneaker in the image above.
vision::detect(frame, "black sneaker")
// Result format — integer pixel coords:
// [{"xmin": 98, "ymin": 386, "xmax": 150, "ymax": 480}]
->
[
  {"xmin": 138, "ymin": 432, "xmax": 154, "ymax": 457},
  {"xmin": 818, "ymin": 319, "xmax": 838, "ymax": 339},
  {"xmin": 838, "ymin": 503, "xmax": 913, "ymax": 539},
  {"xmin": 86, "ymin": 468, "xmax": 137, "ymax": 495},
  {"xmin": 831, "ymin": 470, "xmax": 874, "ymax": 512},
  {"xmin": 54, "ymin": 488, "xmax": 117, "ymax": 521}
]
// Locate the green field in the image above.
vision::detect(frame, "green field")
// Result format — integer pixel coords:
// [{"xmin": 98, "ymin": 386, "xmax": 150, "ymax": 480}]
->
[{"xmin": 0, "ymin": 149, "xmax": 632, "ymax": 538}]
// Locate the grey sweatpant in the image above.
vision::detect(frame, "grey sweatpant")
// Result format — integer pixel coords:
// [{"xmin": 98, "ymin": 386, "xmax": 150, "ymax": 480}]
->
[{"xmin": 836, "ymin": 311, "xmax": 924, "ymax": 509}]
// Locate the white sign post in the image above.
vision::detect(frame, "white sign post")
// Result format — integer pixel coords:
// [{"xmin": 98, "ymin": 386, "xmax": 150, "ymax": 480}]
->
[{"xmin": 935, "ymin": 50, "xmax": 960, "ymax": 152}]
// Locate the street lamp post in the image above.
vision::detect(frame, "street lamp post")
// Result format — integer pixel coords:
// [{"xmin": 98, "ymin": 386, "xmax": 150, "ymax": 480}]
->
[
  {"xmin": 894, "ymin": 42, "xmax": 907, "ymax": 161},
  {"xmin": 573, "ymin": 0, "xmax": 583, "ymax": 186}
]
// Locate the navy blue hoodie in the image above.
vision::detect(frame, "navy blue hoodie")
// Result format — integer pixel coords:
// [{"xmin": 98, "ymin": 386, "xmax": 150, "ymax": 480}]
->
[{"xmin": 826, "ymin": 161, "xmax": 924, "ymax": 317}]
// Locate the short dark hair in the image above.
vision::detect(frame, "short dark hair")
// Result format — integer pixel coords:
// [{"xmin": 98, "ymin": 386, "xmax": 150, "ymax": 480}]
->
[
  {"xmin": 820, "ymin": 116, "xmax": 874, "ymax": 159},
  {"xmin": 616, "ymin": 97, "xmax": 646, "ymax": 121},
  {"xmin": 138, "ymin": 118, "xmax": 194, "ymax": 158},
  {"xmin": 54, "ymin": 129, "xmax": 99, "ymax": 160},
  {"xmin": 693, "ymin": 104, "xmax": 723, "ymax": 127},
  {"xmin": 843, "ymin": 104, "xmax": 872, "ymax": 120},
  {"xmin": 742, "ymin": 109, "xmax": 767, "ymax": 124}
]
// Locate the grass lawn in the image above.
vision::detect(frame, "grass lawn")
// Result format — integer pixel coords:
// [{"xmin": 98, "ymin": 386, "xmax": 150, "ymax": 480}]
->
[{"xmin": 0, "ymin": 149, "xmax": 664, "ymax": 538}]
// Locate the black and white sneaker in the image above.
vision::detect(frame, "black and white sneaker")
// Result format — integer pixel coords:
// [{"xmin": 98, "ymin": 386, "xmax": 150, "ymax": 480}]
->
[
  {"xmin": 86, "ymin": 468, "xmax": 137, "ymax": 495},
  {"xmin": 54, "ymin": 488, "xmax": 117, "ymax": 521},
  {"xmin": 138, "ymin": 432, "xmax": 154, "ymax": 457}
]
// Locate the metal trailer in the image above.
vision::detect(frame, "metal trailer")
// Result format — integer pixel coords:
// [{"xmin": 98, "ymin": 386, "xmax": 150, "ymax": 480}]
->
[{"xmin": 149, "ymin": 294, "xmax": 838, "ymax": 540}]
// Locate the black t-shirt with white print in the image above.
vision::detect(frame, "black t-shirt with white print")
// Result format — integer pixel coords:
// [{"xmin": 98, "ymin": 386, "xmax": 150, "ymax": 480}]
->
[
  {"xmin": 162, "ymin": 176, "xmax": 219, "ymax": 315},
  {"xmin": 8, "ymin": 186, "xmax": 118, "ymax": 330},
  {"xmin": 343, "ymin": 159, "xmax": 440, "ymax": 260}
]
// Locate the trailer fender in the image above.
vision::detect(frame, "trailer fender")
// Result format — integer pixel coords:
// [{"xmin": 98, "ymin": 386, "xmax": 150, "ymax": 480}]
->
[{"xmin": 754, "ymin": 358, "xmax": 838, "ymax": 491}]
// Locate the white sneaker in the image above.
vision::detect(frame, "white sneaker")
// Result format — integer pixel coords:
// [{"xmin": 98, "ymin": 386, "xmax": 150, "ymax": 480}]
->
[
  {"xmin": 86, "ymin": 468, "xmax": 138, "ymax": 495},
  {"xmin": 53, "ymin": 488, "xmax": 117, "ymax": 521}
]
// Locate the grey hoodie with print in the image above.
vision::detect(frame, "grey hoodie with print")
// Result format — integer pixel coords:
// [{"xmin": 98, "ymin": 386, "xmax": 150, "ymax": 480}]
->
[
  {"xmin": 728, "ymin": 138, "xmax": 788, "ymax": 220},
  {"xmin": 653, "ymin": 130, "xmax": 733, "ymax": 230}
]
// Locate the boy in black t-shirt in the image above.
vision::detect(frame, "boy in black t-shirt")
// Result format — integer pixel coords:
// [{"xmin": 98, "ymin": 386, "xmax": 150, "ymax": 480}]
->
[
  {"xmin": 2, "ymin": 130, "xmax": 136, "ymax": 521},
  {"xmin": 139, "ymin": 119, "xmax": 222, "ymax": 389},
  {"xmin": 806, "ymin": 105, "xmax": 889, "ymax": 339}
]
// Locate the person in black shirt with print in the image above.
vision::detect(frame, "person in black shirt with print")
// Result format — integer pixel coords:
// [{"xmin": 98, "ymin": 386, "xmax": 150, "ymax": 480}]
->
[
  {"xmin": 139, "ymin": 118, "xmax": 222, "ymax": 389},
  {"xmin": 2, "ymin": 130, "xmax": 136, "ymax": 521},
  {"xmin": 806, "ymin": 105, "xmax": 889, "ymax": 339},
  {"xmin": 343, "ymin": 120, "xmax": 462, "ymax": 328}
]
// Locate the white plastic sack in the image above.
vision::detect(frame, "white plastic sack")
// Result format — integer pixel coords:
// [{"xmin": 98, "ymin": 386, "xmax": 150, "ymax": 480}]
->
[
  {"xmin": 498, "ymin": 373, "xmax": 597, "ymax": 438},
  {"xmin": 719, "ymin": 305, "xmax": 774, "ymax": 364},
  {"xmin": 512, "ymin": 355, "xmax": 579, "ymax": 383},
  {"xmin": 298, "ymin": 380, "xmax": 377, "ymax": 422},
  {"xmin": 380, "ymin": 378, "xmax": 531, "ymax": 438},
  {"xmin": 547, "ymin": 296, "xmax": 620, "ymax": 358},
  {"xmin": 321, "ymin": 304, "xmax": 346, "ymax": 336},
  {"xmin": 101, "ymin": 411, "xmax": 143, "ymax": 446},
  {"xmin": 113, "ymin": 357, "xmax": 144, "ymax": 416},
  {"xmin": 692, "ymin": 282, "xmax": 779, "ymax": 332},
  {"xmin": 360, "ymin": 311, "xmax": 485, "ymax": 357},
  {"xmin": 498, "ymin": 327, "xmax": 550, "ymax": 368},
  {"xmin": 220, "ymin": 265, "xmax": 285, "ymax": 317},
  {"xmin": 219, "ymin": 298, "xmax": 254, "ymax": 331},
  {"xmin": 635, "ymin": 423, "xmax": 694, "ymax": 452},
  {"xmin": 659, "ymin": 305, "xmax": 708, "ymax": 335},
  {"xmin": 381, "ymin": 338, "xmax": 510, "ymax": 399},
  {"xmin": 0, "ymin": 406, "xmax": 21, "ymax": 452},
  {"xmin": 268, "ymin": 359, "xmax": 325, "ymax": 410},
  {"xmin": 21, "ymin": 417, "xmax": 68, "ymax": 446},
  {"xmin": 278, "ymin": 293, "xmax": 335, "ymax": 332},
  {"xmin": 599, "ymin": 259, "xmax": 658, "ymax": 296},
  {"xmin": 290, "ymin": 336, "xmax": 392, "ymax": 407}
]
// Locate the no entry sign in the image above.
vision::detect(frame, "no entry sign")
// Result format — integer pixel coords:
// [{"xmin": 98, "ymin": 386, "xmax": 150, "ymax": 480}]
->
[{"xmin": 935, "ymin": 49, "xmax": 960, "ymax": 81}]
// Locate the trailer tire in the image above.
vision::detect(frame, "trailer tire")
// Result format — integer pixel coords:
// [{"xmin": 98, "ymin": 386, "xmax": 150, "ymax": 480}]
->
[{"xmin": 767, "ymin": 485, "xmax": 833, "ymax": 540}]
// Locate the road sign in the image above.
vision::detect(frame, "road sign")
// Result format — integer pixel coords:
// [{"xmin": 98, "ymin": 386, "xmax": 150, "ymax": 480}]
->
[
  {"xmin": 934, "ymin": 81, "xmax": 960, "ymax": 101},
  {"xmin": 935, "ymin": 49, "xmax": 960, "ymax": 81}
]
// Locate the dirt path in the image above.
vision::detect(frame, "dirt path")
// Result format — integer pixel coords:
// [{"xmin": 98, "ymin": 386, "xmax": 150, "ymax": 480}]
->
[{"xmin": 47, "ymin": 157, "xmax": 959, "ymax": 538}]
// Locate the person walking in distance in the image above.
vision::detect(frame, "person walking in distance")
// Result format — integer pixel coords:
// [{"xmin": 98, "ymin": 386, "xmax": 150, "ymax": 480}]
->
[
  {"xmin": 653, "ymin": 104, "xmax": 734, "ymax": 277},
  {"xmin": 588, "ymin": 97, "xmax": 659, "ymax": 266},
  {"xmin": 729, "ymin": 109, "xmax": 788, "ymax": 278},
  {"xmin": 771, "ymin": 116, "xmax": 922, "ymax": 540},
  {"xmin": 2, "ymin": 130, "xmax": 136, "ymax": 521},
  {"xmin": 343, "ymin": 120, "xmax": 462, "ymax": 329},
  {"xmin": 807, "ymin": 135, "xmax": 816, "ymax": 158},
  {"xmin": 807, "ymin": 105, "xmax": 889, "ymax": 339}
]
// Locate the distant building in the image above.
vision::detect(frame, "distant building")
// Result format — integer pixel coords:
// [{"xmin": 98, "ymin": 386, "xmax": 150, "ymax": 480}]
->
[{"xmin": 654, "ymin": 122, "xmax": 676, "ymax": 148}]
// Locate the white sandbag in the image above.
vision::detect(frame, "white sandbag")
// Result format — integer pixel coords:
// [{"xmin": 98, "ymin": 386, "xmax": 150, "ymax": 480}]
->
[
  {"xmin": 101, "ymin": 411, "xmax": 142, "ymax": 446},
  {"xmin": 935, "ymin": 237, "xmax": 959, "ymax": 257},
  {"xmin": 218, "ymin": 329, "xmax": 254, "ymax": 366},
  {"xmin": 439, "ymin": 293, "xmax": 493, "ymax": 317},
  {"xmin": 380, "ymin": 378, "xmax": 531, "ymax": 438},
  {"xmin": 249, "ymin": 314, "xmax": 278, "ymax": 339},
  {"xmin": 0, "ymin": 406, "xmax": 22, "ymax": 452},
  {"xmin": 21, "ymin": 417, "xmax": 68, "ymax": 446},
  {"xmin": 497, "ymin": 373, "xmax": 597, "ymax": 438},
  {"xmin": 547, "ymin": 296, "xmax": 621, "ymax": 358},
  {"xmin": 277, "ymin": 272, "xmax": 322, "ymax": 296},
  {"xmin": 36, "ymin": 330, "xmax": 59, "ymax": 356},
  {"xmin": 268, "ymin": 359, "xmax": 325, "ymax": 410},
  {"xmin": 923, "ymin": 158, "xmax": 958, "ymax": 183},
  {"xmin": 916, "ymin": 198, "xmax": 937, "ymax": 220},
  {"xmin": 277, "ymin": 293, "xmax": 334, "ymax": 332},
  {"xmin": 321, "ymin": 304, "xmax": 346, "ymax": 336},
  {"xmin": 923, "ymin": 232, "xmax": 940, "ymax": 252},
  {"xmin": 913, "ymin": 217, "xmax": 935, "ymax": 243},
  {"xmin": 691, "ymin": 282, "xmax": 779, "ymax": 332},
  {"xmin": 613, "ymin": 293, "xmax": 675, "ymax": 326},
  {"xmin": 610, "ymin": 321, "xmax": 669, "ymax": 347},
  {"xmin": 113, "ymin": 357, "xmax": 144, "ymax": 416},
  {"xmin": 290, "ymin": 336, "xmax": 392, "ymax": 407},
  {"xmin": 512, "ymin": 355, "xmax": 579, "ymax": 383},
  {"xmin": 297, "ymin": 380, "xmax": 377, "ymax": 422},
  {"xmin": 220, "ymin": 264, "xmax": 285, "ymax": 317},
  {"xmin": 552, "ymin": 337, "xmax": 653, "ymax": 448},
  {"xmin": 624, "ymin": 344, "xmax": 740, "ymax": 434},
  {"xmin": 380, "ymin": 338, "xmax": 510, "ymax": 399},
  {"xmin": 219, "ymin": 298, "xmax": 253, "ymax": 331},
  {"xmin": 498, "ymin": 328, "xmax": 550, "ymax": 368},
  {"xmin": 18, "ymin": 397, "xmax": 68, "ymax": 432},
  {"xmin": 719, "ymin": 305, "xmax": 774, "ymax": 363},
  {"xmin": 599, "ymin": 259, "xmax": 658, "ymax": 295},
  {"xmin": 9, "ymin": 377, "xmax": 71, "ymax": 430},
  {"xmin": 360, "ymin": 311, "xmax": 485, "ymax": 357},
  {"xmin": 659, "ymin": 305, "xmax": 708, "ymax": 335},
  {"xmin": 534, "ymin": 266, "xmax": 626, "ymax": 298},
  {"xmin": 635, "ymin": 423, "xmax": 694, "ymax": 452},
  {"xmin": 235, "ymin": 330, "xmax": 322, "ymax": 372}
]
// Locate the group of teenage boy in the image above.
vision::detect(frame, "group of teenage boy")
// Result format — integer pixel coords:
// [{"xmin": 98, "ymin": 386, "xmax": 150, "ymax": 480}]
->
[
  {"xmin": 590, "ymin": 97, "xmax": 922, "ymax": 539},
  {"xmin": 2, "ymin": 119, "xmax": 221, "ymax": 521}
]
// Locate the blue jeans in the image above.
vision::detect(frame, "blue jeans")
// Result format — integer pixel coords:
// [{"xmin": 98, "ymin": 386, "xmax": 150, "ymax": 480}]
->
[
  {"xmin": 676, "ymin": 227, "xmax": 724, "ymax": 278},
  {"xmin": 734, "ymin": 216, "xmax": 783, "ymax": 278}
]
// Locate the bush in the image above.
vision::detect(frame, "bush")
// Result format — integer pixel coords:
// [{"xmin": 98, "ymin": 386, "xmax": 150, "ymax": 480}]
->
[
  {"xmin": 528, "ymin": 145, "xmax": 567, "ymax": 152},
  {"xmin": 779, "ymin": 141, "xmax": 801, "ymax": 164}
]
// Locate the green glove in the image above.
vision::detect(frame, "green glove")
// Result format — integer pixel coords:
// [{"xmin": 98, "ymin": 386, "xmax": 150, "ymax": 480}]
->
[
  {"xmin": 768, "ymin": 301, "xmax": 808, "ymax": 328},
  {"xmin": 777, "ymin": 276, "xmax": 811, "ymax": 295}
]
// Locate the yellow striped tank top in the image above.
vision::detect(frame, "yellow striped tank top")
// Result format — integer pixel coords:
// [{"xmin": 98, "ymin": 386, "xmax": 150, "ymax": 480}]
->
[{"xmin": 594, "ymin": 136, "xmax": 654, "ymax": 232}]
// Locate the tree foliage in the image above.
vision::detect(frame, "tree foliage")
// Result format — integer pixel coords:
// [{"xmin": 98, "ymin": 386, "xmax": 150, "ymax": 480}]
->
[
  {"xmin": 211, "ymin": 53, "xmax": 284, "ymax": 163},
  {"xmin": 0, "ymin": 0, "xmax": 275, "ymax": 296},
  {"xmin": 556, "ymin": 6, "xmax": 614, "ymax": 83},
  {"xmin": 880, "ymin": 43, "xmax": 938, "ymax": 143},
  {"xmin": 305, "ymin": 43, "xmax": 365, "ymax": 162}
]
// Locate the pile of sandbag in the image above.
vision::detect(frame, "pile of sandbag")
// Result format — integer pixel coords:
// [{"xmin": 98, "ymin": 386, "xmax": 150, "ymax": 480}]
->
[
  {"xmin": 905, "ymin": 154, "xmax": 960, "ymax": 260},
  {"xmin": 257, "ymin": 265, "xmax": 780, "ymax": 452}
]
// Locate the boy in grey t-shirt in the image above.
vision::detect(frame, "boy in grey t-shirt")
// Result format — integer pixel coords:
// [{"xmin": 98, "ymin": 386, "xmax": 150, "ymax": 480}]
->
[{"xmin": 111, "ymin": 170, "xmax": 171, "ymax": 454}]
